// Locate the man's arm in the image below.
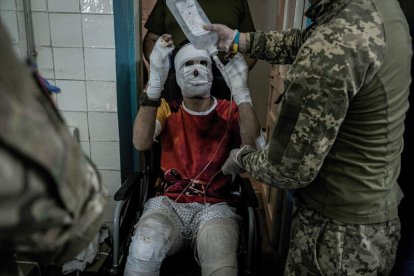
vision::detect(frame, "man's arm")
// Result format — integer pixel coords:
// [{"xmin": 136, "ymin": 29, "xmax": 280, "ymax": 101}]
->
[
  {"xmin": 133, "ymin": 104, "xmax": 158, "ymax": 151},
  {"xmin": 237, "ymin": 102, "xmax": 260, "ymax": 147},
  {"xmin": 215, "ymin": 53, "xmax": 260, "ymax": 146},
  {"xmin": 241, "ymin": 28, "xmax": 312, "ymax": 65},
  {"xmin": 239, "ymin": 19, "xmax": 385, "ymax": 189},
  {"xmin": 205, "ymin": 24, "xmax": 314, "ymax": 65},
  {"xmin": 135, "ymin": 34, "xmax": 174, "ymax": 150},
  {"xmin": 218, "ymin": 53, "xmax": 261, "ymax": 175}
]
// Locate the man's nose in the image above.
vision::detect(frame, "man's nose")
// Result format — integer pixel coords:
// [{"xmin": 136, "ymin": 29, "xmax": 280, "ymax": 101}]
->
[{"xmin": 193, "ymin": 69, "xmax": 199, "ymax": 77}]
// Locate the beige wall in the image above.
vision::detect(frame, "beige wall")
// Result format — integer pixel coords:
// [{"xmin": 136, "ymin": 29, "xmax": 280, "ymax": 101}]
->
[{"xmin": 247, "ymin": 0, "xmax": 277, "ymax": 128}]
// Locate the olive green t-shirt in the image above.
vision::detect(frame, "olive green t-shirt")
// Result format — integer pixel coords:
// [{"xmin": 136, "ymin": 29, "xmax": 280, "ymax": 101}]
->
[{"xmin": 145, "ymin": 0, "xmax": 255, "ymax": 45}]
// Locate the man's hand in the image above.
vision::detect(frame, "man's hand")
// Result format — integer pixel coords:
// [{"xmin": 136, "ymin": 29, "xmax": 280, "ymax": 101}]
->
[
  {"xmin": 214, "ymin": 53, "xmax": 252, "ymax": 106},
  {"xmin": 221, "ymin": 147, "xmax": 245, "ymax": 175},
  {"xmin": 147, "ymin": 34, "xmax": 174, "ymax": 99},
  {"xmin": 204, "ymin": 24, "xmax": 237, "ymax": 52}
]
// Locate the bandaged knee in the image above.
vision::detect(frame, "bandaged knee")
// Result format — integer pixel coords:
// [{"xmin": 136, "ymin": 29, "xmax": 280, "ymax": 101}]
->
[
  {"xmin": 196, "ymin": 218, "xmax": 239, "ymax": 276},
  {"xmin": 124, "ymin": 212, "xmax": 179, "ymax": 275}
]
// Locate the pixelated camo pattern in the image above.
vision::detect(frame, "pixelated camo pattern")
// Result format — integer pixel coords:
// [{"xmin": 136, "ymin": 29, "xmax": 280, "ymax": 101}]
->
[
  {"xmin": 0, "ymin": 21, "xmax": 107, "ymax": 264},
  {"xmin": 284, "ymin": 205, "xmax": 400, "ymax": 275},
  {"xmin": 242, "ymin": 0, "xmax": 385, "ymax": 188}
]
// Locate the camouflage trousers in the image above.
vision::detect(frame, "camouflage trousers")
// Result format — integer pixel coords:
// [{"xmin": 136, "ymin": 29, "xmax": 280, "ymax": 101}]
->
[{"xmin": 284, "ymin": 205, "xmax": 401, "ymax": 276}]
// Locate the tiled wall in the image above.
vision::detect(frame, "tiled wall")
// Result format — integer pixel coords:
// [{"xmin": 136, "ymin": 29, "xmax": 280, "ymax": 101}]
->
[{"xmin": 0, "ymin": 0, "xmax": 120, "ymax": 224}]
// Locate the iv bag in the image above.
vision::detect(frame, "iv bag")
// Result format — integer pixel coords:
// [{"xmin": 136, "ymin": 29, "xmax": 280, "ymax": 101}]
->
[{"xmin": 166, "ymin": 0, "xmax": 218, "ymax": 50}]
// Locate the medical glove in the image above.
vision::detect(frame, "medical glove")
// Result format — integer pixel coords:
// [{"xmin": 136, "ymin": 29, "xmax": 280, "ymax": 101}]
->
[
  {"xmin": 147, "ymin": 34, "xmax": 174, "ymax": 99},
  {"xmin": 204, "ymin": 24, "xmax": 237, "ymax": 52},
  {"xmin": 221, "ymin": 146, "xmax": 246, "ymax": 175},
  {"xmin": 215, "ymin": 53, "xmax": 252, "ymax": 106}
]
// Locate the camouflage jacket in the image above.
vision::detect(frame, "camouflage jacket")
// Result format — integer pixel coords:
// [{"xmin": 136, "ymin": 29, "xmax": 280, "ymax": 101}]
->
[
  {"xmin": 0, "ymin": 22, "xmax": 107, "ymax": 264},
  {"xmin": 242, "ymin": 0, "xmax": 412, "ymax": 224}
]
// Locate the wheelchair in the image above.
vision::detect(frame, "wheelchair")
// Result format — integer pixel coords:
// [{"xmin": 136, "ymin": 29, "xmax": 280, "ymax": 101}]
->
[
  {"xmin": 13, "ymin": 61, "xmax": 262, "ymax": 276},
  {"xmin": 110, "ymin": 68, "xmax": 262, "ymax": 276},
  {"xmin": 111, "ymin": 151, "xmax": 261, "ymax": 275}
]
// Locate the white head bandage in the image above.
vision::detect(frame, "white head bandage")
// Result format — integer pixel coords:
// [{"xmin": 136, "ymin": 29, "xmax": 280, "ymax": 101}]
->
[{"xmin": 174, "ymin": 44, "xmax": 213, "ymax": 98}]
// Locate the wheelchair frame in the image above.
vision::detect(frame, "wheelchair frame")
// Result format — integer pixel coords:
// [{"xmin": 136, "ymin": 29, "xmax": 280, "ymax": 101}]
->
[{"xmin": 110, "ymin": 127, "xmax": 262, "ymax": 276}]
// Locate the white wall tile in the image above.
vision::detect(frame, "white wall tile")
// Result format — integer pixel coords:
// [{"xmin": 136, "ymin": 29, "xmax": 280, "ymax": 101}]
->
[
  {"xmin": 80, "ymin": 141, "xmax": 91, "ymax": 157},
  {"xmin": 61, "ymin": 111, "xmax": 89, "ymax": 142},
  {"xmin": 0, "ymin": 1, "xmax": 45, "ymax": 13},
  {"xmin": 15, "ymin": 11, "xmax": 27, "ymax": 48},
  {"xmin": 81, "ymin": 0, "xmax": 113, "ymax": 14},
  {"xmin": 15, "ymin": 0, "xmax": 23, "ymax": 11},
  {"xmin": 82, "ymin": 14, "xmax": 114, "ymax": 48},
  {"xmin": 50, "ymin": 14, "xmax": 82, "ymax": 47},
  {"xmin": 31, "ymin": 0, "xmax": 47, "ymax": 12},
  {"xmin": 88, "ymin": 112, "xmax": 119, "ymax": 141},
  {"xmin": 56, "ymin": 80, "xmax": 87, "ymax": 111},
  {"xmin": 54, "ymin": 47, "xmax": 85, "ymax": 80},
  {"xmin": 32, "ymin": 12, "xmax": 51, "ymax": 46},
  {"xmin": 87, "ymin": 81, "xmax": 117, "ymax": 112},
  {"xmin": 90, "ymin": 141, "xmax": 120, "ymax": 170},
  {"xmin": 0, "ymin": 0, "xmax": 16, "ymax": 10},
  {"xmin": 48, "ymin": 0, "xmax": 80, "ymax": 13},
  {"xmin": 0, "ymin": 11, "xmax": 19, "ymax": 43},
  {"xmin": 12, "ymin": 2, "xmax": 121, "ymax": 184},
  {"xmin": 84, "ymin": 48, "xmax": 115, "ymax": 81},
  {"xmin": 100, "ymin": 170, "xmax": 121, "ymax": 196},
  {"xmin": 36, "ymin": 46, "xmax": 55, "ymax": 78}
]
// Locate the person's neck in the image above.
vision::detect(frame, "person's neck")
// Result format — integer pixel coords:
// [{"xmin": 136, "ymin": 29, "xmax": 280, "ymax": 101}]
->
[{"xmin": 183, "ymin": 96, "xmax": 213, "ymax": 112}]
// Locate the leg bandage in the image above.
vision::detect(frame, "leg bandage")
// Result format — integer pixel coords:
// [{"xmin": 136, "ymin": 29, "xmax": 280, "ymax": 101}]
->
[
  {"xmin": 123, "ymin": 212, "xmax": 180, "ymax": 276},
  {"xmin": 196, "ymin": 218, "xmax": 239, "ymax": 276}
]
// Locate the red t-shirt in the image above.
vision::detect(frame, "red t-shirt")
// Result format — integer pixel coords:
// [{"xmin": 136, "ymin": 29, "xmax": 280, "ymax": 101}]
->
[{"xmin": 156, "ymin": 97, "xmax": 240, "ymax": 204}]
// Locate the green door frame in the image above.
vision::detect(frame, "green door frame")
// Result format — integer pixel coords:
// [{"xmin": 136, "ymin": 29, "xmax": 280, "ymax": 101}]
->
[{"xmin": 113, "ymin": 0, "xmax": 140, "ymax": 181}]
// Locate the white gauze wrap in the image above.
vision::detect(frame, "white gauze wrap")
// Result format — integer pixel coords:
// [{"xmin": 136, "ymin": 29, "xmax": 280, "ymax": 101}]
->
[{"xmin": 174, "ymin": 44, "xmax": 213, "ymax": 98}]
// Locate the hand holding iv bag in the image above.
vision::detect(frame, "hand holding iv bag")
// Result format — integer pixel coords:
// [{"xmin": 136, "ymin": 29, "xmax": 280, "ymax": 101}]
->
[{"xmin": 166, "ymin": 0, "xmax": 218, "ymax": 50}]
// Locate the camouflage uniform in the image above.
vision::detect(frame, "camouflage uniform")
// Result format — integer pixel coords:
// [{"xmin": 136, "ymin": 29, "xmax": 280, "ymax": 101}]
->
[
  {"xmin": 239, "ymin": 0, "xmax": 412, "ymax": 274},
  {"xmin": 0, "ymin": 21, "xmax": 107, "ymax": 269},
  {"xmin": 285, "ymin": 203, "xmax": 401, "ymax": 275}
]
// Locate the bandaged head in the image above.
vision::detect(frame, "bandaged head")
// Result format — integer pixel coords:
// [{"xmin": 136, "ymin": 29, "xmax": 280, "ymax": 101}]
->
[{"xmin": 174, "ymin": 44, "xmax": 213, "ymax": 98}]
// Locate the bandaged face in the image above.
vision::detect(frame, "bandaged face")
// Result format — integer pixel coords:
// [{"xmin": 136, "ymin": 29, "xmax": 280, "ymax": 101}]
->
[{"xmin": 174, "ymin": 44, "xmax": 213, "ymax": 98}]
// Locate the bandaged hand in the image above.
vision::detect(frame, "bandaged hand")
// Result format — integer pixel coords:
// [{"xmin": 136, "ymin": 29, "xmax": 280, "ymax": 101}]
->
[
  {"xmin": 204, "ymin": 24, "xmax": 237, "ymax": 52},
  {"xmin": 214, "ymin": 53, "xmax": 251, "ymax": 106},
  {"xmin": 147, "ymin": 34, "xmax": 174, "ymax": 99},
  {"xmin": 221, "ymin": 147, "xmax": 246, "ymax": 175}
]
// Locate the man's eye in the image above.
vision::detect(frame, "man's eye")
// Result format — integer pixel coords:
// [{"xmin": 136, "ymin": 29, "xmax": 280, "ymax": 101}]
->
[
  {"xmin": 200, "ymin": 61, "xmax": 208, "ymax": 66},
  {"xmin": 185, "ymin": 61, "xmax": 194, "ymax": 66}
]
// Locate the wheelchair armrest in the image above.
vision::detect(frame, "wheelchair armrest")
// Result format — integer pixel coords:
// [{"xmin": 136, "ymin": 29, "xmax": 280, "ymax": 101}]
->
[
  {"xmin": 240, "ymin": 177, "xmax": 259, "ymax": 208},
  {"xmin": 114, "ymin": 172, "xmax": 143, "ymax": 201}
]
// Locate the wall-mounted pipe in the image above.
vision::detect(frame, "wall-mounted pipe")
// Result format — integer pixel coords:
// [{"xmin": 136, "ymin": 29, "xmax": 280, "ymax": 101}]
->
[{"xmin": 22, "ymin": 0, "xmax": 37, "ymax": 61}]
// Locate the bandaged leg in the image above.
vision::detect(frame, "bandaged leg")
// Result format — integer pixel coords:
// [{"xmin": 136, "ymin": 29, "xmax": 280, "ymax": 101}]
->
[
  {"xmin": 123, "ymin": 211, "xmax": 181, "ymax": 276},
  {"xmin": 196, "ymin": 218, "xmax": 239, "ymax": 276}
]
